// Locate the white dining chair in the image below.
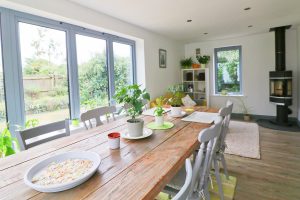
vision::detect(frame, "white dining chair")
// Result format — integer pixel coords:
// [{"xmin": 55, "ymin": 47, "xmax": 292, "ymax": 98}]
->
[
  {"xmin": 172, "ymin": 159, "xmax": 193, "ymax": 200},
  {"xmin": 15, "ymin": 119, "xmax": 70, "ymax": 150},
  {"xmin": 211, "ymin": 100, "xmax": 233, "ymax": 200},
  {"xmin": 163, "ymin": 117, "xmax": 223, "ymax": 200},
  {"xmin": 80, "ymin": 106, "xmax": 117, "ymax": 130},
  {"xmin": 216, "ymin": 100, "xmax": 233, "ymax": 179},
  {"xmin": 189, "ymin": 116, "xmax": 223, "ymax": 200},
  {"xmin": 156, "ymin": 159, "xmax": 192, "ymax": 200}
]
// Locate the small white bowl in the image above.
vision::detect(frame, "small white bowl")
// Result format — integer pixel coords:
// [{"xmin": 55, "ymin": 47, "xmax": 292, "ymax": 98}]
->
[{"xmin": 24, "ymin": 151, "xmax": 101, "ymax": 193}]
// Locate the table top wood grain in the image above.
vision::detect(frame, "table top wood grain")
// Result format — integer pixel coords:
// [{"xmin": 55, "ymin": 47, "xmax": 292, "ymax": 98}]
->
[{"xmin": 0, "ymin": 107, "xmax": 217, "ymax": 200}]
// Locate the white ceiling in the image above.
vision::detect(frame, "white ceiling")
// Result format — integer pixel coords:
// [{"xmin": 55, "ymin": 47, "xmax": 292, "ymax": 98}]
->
[{"xmin": 69, "ymin": 0, "xmax": 300, "ymax": 42}]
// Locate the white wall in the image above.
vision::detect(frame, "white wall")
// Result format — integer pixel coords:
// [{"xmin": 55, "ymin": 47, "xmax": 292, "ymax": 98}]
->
[
  {"xmin": 297, "ymin": 26, "xmax": 300, "ymax": 121},
  {"xmin": 1, "ymin": 0, "xmax": 183, "ymax": 98},
  {"xmin": 185, "ymin": 31, "xmax": 299, "ymax": 117}
]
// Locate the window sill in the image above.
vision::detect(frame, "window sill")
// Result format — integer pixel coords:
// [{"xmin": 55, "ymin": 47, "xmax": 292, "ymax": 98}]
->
[{"xmin": 212, "ymin": 94, "xmax": 244, "ymax": 97}]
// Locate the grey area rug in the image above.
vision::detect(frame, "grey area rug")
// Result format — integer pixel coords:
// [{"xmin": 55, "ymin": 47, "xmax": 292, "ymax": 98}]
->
[{"xmin": 225, "ymin": 120, "xmax": 261, "ymax": 159}]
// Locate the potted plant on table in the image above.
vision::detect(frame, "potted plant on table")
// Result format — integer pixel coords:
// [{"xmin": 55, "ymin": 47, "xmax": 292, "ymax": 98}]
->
[
  {"xmin": 154, "ymin": 97, "xmax": 164, "ymax": 126},
  {"xmin": 114, "ymin": 84, "xmax": 150, "ymax": 137},
  {"xmin": 196, "ymin": 55, "xmax": 210, "ymax": 68},
  {"xmin": 168, "ymin": 84, "xmax": 184, "ymax": 116},
  {"xmin": 180, "ymin": 57, "xmax": 193, "ymax": 69}
]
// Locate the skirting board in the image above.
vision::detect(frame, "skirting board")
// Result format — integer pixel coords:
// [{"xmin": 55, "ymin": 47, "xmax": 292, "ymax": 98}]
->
[
  {"xmin": 232, "ymin": 113, "xmax": 300, "ymax": 132},
  {"xmin": 231, "ymin": 113, "xmax": 299, "ymax": 122}
]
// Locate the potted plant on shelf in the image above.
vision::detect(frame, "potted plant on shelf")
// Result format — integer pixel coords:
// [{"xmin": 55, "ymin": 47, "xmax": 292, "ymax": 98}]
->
[
  {"xmin": 114, "ymin": 84, "xmax": 150, "ymax": 137},
  {"xmin": 154, "ymin": 97, "xmax": 164, "ymax": 126},
  {"xmin": 168, "ymin": 84, "xmax": 184, "ymax": 116},
  {"xmin": 196, "ymin": 55, "xmax": 210, "ymax": 68},
  {"xmin": 180, "ymin": 57, "xmax": 193, "ymax": 69}
]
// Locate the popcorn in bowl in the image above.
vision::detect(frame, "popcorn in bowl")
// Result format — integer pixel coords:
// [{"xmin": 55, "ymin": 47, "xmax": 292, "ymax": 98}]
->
[{"xmin": 32, "ymin": 159, "xmax": 93, "ymax": 186}]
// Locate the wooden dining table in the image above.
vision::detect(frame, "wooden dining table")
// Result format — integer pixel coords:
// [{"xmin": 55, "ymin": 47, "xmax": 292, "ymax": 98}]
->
[{"xmin": 0, "ymin": 106, "xmax": 217, "ymax": 200}]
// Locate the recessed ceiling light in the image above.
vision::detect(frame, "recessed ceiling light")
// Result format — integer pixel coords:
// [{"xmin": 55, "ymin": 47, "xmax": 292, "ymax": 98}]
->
[
  {"xmin": 248, "ymin": 25, "xmax": 253, "ymax": 28},
  {"xmin": 244, "ymin": 7, "xmax": 251, "ymax": 11},
  {"xmin": 187, "ymin": 19, "xmax": 192, "ymax": 22},
  {"xmin": 204, "ymin": 33, "xmax": 208, "ymax": 35}
]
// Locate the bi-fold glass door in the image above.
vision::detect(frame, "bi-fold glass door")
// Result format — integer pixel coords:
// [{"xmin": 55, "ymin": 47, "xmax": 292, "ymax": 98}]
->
[
  {"xmin": 75, "ymin": 34, "xmax": 109, "ymax": 112},
  {"xmin": 18, "ymin": 22, "xmax": 70, "ymax": 125}
]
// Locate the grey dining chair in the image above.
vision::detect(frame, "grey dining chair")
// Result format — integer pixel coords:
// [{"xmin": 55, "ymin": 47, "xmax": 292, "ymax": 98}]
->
[
  {"xmin": 16, "ymin": 119, "xmax": 70, "ymax": 151},
  {"xmin": 157, "ymin": 159, "xmax": 193, "ymax": 200},
  {"xmin": 163, "ymin": 117, "xmax": 223, "ymax": 200},
  {"xmin": 189, "ymin": 116, "xmax": 223, "ymax": 200},
  {"xmin": 211, "ymin": 100, "xmax": 233, "ymax": 200},
  {"xmin": 80, "ymin": 106, "xmax": 117, "ymax": 130},
  {"xmin": 216, "ymin": 100, "xmax": 233, "ymax": 178},
  {"xmin": 172, "ymin": 159, "xmax": 193, "ymax": 200}
]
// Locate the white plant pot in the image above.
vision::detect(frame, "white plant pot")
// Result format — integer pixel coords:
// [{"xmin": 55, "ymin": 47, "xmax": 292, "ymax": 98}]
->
[
  {"xmin": 171, "ymin": 106, "xmax": 182, "ymax": 116},
  {"xmin": 127, "ymin": 118, "xmax": 144, "ymax": 137},
  {"xmin": 155, "ymin": 116, "xmax": 164, "ymax": 126}
]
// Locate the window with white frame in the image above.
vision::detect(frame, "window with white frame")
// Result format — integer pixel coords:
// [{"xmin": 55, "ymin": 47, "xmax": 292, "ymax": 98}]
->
[
  {"xmin": 214, "ymin": 46, "xmax": 242, "ymax": 95},
  {"xmin": 0, "ymin": 7, "xmax": 137, "ymax": 131}
]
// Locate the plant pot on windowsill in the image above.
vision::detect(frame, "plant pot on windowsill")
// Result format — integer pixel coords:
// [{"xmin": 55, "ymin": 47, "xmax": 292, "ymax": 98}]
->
[
  {"xmin": 127, "ymin": 118, "xmax": 144, "ymax": 137},
  {"xmin": 244, "ymin": 114, "xmax": 251, "ymax": 121},
  {"xmin": 71, "ymin": 118, "xmax": 80, "ymax": 127}
]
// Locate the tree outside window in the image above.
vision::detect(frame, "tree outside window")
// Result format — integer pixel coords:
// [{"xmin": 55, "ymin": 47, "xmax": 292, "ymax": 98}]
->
[{"xmin": 214, "ymin": 46, "xmax": 242, "ymax": 95}]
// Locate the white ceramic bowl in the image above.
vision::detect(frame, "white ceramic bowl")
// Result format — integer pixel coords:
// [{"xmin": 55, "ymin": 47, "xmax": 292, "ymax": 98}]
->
[{"xmin": 24, "ymin": 151, "xmax": 101, "ymax": 193}]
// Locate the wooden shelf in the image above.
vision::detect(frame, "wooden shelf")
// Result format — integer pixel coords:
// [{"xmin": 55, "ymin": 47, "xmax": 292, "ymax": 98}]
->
[{"xmin": 181, "ymin": 68, "xmax": 210, "ymax": 107}]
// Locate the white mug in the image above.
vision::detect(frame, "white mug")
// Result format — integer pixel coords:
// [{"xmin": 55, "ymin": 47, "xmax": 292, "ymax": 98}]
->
[{"xmin": 108, "ymin": 132, "xmax": 120, "ymax": 149}]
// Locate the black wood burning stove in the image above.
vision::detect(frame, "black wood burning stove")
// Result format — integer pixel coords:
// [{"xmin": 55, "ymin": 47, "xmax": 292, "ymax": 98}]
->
[
  {"xmin": 268, "ymin": 26, "xmax": 292, "ymax": 126},
  {"xmin": 257, "ymin": 26, "xmax": 299, "ymax": 131}
]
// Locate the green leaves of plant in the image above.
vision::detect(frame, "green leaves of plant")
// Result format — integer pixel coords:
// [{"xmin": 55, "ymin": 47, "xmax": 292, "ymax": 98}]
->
[
  {"xmin": 114, "ymin": 84, "xmax": 150, "ymax": 119},
  {"xmin": 196, "ymin": 55, "xmax": 210, "ymax": 64},
  {"xmin": 154, "ymin": 106, "xmax": 164, "ymax": 116},
  {"xmin": 0, "ymin": 124, "xmax": 18, "ymax": 158}
]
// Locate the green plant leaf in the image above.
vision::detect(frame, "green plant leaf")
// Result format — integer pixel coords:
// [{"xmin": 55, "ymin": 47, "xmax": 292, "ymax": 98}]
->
[
  {"xmin": 142, "ymin": 92, "xmax": 150, "ymax": 101},
  {"xmin": 5, "ymin": 146, "xmax": 15, "ymax": 156}
]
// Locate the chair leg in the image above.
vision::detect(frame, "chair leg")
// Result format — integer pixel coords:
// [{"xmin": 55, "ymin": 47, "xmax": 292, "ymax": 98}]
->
[
  {"xmin": 220, "ymin": 154, "xmax": 229, "ymax": 180},
  {"xmin": 214, "ymin": 159, "xmax": 224, "ymax": 200}
]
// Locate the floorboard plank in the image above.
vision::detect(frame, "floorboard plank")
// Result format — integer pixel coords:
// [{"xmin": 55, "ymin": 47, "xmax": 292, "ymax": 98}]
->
[{"xmin": 225, "ymin": 125, "xmax": 300, "ymax": 200}]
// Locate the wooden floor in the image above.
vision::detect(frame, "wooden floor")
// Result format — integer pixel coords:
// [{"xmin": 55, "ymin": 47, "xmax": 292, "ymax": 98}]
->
[{"xmin": 225, "ymin": 125, "xmax": 300, "ymax": 200}]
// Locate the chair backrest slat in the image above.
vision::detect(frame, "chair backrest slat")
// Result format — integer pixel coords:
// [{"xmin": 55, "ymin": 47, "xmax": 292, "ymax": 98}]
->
[{"xmin": 16, "ymin": 119, "xmax": 70, "ymax": 151}]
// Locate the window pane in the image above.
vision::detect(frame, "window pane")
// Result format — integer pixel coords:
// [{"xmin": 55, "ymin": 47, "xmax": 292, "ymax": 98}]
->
[
  {"xmin": 0, "ymin": 34, "xmax": 6, "ymax": 129},
  {"xmin": 113, "ymin": 42, "xmax": 133, "ymax": 93},
  {"xmin": 215, "ymin": 47, "xmax": 241, "ymax": 94},
  {"xmin": 76, "ymin": 34, "xmax": 108, "ymax": 112},
  {"xmin": 19, "ymin": 22, "xmax": 70, "ymax": 125}
]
